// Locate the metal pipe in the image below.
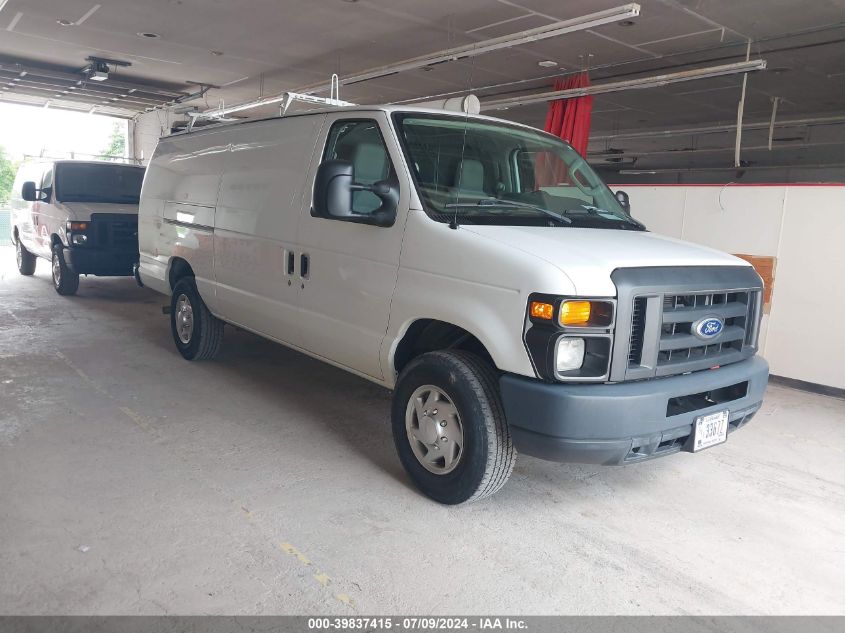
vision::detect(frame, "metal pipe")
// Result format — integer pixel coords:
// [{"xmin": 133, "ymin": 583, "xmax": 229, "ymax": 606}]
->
[
  {"xmin": 589, "ymin": 139, "xmax": 844, "ymax": 159},
  {"xmin": 590, "ymin": 115, "xmax": 845, "ymax": 142},
  {"xmin": 480, "ymin": 59, "xmax": 766, "ymax": 110},
  {"xmin": 733, "ymin": 41, "xmax": 752, "ymax": 167},
  {"xmin": 190, "ymin": 4, "xmax": 641, "ymax": 121},
  {"xmin": 392, "ymin": 21, "xmax": 845, "ymax": 107},
  {"xmin": 768, "ymin": 97, "xmax": 781, "ymax": 150},
  {"xmin": 299, "ymin": 4, "xmax": 640, "ymax": 93},
  {"xmin": 617, "ymin": 162, "xmax": 845, "ymax": 175}
]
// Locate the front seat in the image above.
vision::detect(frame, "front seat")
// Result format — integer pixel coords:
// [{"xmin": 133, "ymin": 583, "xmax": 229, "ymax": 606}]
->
[
  {"xmin": 352, "ymin": 142, "xmax": 388, "ymax": 214},
  {"xmin": 454, "ymin": 158, "xmax": 488, "ymax": 200}
]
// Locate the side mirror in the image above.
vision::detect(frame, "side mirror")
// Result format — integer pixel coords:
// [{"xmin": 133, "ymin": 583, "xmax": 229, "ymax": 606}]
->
[
  {"xmin": 615, "ymin": 189, "xmax": 631, "ymax": 215},
  {"xmin": 22, "ymin": 181, "xmax": 40, "ymax": 202},
  {"xmin": 313, "ymin": 159, "xmax": 397, "ymax": 227}
]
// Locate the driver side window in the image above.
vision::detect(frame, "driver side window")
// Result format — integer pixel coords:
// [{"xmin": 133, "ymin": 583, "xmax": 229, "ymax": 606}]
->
[
  {"xmin": 41, "ymin": 166, "xmax": 54, "ymax": 202},
  {"xmin": 324, "ymin": 120, "xmax": 394, "ymax": 215}
]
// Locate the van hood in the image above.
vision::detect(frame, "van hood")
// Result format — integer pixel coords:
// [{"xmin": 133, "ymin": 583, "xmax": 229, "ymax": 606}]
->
[
  {"xmin": 461, "ymin": 225, "xmax": 749, "ymax": 296},
  {"xmin": 61, "ymin": 202, "xmax": 139, "ymax": 220}
]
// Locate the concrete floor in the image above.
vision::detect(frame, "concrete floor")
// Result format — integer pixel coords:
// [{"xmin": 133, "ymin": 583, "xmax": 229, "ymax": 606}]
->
[{"xmin": 1, "ymin": 244, "xmax": 844, "ymax": 616}]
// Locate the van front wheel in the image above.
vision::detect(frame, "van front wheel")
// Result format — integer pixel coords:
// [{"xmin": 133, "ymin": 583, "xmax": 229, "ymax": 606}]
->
[
  {"xmin": 15, "ymin": 238, "xmax": 36, "ymax": 276},
  {"xmin": 392, "ymin": 351, "xmax": 516, "ymax": 504},
  {"xmin": 51, "ymin": 246, "xmax": 79, "ymax": 296},
  {"xmin": 170, "ymin": 278, "xmax": 224, "ymax": 361}
]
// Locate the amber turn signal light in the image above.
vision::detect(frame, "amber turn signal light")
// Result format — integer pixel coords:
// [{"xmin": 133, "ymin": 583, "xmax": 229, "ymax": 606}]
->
[
  {"xmin": 559, "ymin": 300, "xmax": 592, "ymax": 326},
  {"xmin": 67, "ymin": 221, "xmax": 88, "ymax": 231},
  {"xmin": 530, "ymin": 301, "xmax": 554, "ymax": 320}
]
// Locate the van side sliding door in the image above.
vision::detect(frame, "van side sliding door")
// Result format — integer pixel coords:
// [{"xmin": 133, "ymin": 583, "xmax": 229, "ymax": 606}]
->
[{"xmin": 213, "ymin": 115, "xmax": 325, "ymax": 346}]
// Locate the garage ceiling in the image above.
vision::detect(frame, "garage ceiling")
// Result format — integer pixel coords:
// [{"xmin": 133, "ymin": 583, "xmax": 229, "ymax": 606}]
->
[{"xmin": 2, "ymin": 0, "xmax": 844, "ymax": 176}]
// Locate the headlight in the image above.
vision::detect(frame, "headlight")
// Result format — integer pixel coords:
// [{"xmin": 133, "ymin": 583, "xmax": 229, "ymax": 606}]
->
[
  {"xmin": 559, "ymin": 300, "xmax": 614, "ymax": 327},
  {"xmin": 555, "ymin": 337, "xmax": 585, "ymax": 372},
  {"xmin": 71, "ymin": 234, "xmax": 87, "ymax": 245},
  {"xmin": 524, "ymin": 294, "xmax": 616, "ymax": 382}
]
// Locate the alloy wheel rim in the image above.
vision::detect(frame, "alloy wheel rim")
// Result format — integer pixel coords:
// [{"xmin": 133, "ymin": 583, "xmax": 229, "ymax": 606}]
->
[
  {"xmin": 405, "ymin": 384, "xmax": 464, "ymax": 474},
  {"xmin": 52, "ymin": 253, "xmax": 61, "ymax": 286},
  {"xmin": 175, "ymin": 294, "xmax": 194, "ymax": 344}
]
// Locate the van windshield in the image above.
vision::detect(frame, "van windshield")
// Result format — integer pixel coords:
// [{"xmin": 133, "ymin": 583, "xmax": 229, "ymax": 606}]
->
[
  {"xmin": 56, "ymin": 163, "xmax": 144, "ymax": 204},
  {"xmin": 393, "ymin": 113, "xmax": 643, "ymax": 230}
]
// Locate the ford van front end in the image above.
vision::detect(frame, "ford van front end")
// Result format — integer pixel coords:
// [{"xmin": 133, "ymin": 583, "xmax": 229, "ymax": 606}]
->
[{"xmin": 502, "ymin": 265, "xmax": 768, "ymax": 464}]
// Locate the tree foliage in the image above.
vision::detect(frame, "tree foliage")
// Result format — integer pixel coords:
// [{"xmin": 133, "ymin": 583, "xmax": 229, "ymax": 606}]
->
[
  {"xmin": 0, "ymin": 146, "xmax": 19, "ymax": 205},
  {"xmin": 100, "ymin": 122, "xmax": 126, "ymax": 160}
]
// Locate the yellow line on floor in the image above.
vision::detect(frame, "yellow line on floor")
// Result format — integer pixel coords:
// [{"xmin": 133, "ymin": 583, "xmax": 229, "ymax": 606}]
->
[{"xmin": 277, "ymin": 541, "xmax": 354, "ymax": 610}]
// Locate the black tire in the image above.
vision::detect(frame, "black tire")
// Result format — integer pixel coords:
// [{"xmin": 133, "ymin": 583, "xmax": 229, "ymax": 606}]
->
[
  {"xmin": 15, "ymin": 237, "xmax": 36, "ymax": 276},
  {"xmin": 51, "ymin": 245, "xmax": 79, "ymax": 296},
  {"xmin": 170, "ymin": 277, "xmax": 223, "ymax": 360},
  {"xmin": 392, "ymin": 350, "xmax": 516, "ymax": 504}
]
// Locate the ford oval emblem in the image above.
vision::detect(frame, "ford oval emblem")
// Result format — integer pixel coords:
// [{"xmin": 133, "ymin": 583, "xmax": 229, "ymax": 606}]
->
[{"xmin": 692, "ymin": 316, "xmax": 724, "ymax": 340}]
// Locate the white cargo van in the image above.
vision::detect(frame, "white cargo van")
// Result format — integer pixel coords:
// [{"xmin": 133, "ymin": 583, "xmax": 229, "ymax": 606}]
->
[
  {"xmin": 138, "ymin": 106, "xmax": 768, "ymax": 504},
  {"xmin": 10, "ymin": 160, "xmax": 145, "ymax": 295}
]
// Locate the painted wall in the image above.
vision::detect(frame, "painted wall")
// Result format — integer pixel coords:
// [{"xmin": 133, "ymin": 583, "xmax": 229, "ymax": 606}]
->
[{"xmin": 623, "ymin": 184, "xmax": 845, "ymax": 390}]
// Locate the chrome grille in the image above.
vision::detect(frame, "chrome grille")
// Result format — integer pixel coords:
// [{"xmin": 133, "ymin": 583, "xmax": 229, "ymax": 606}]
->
[
  {"xmin": 90, "ymin": 214, "xmax": 139, "ymax": 252},
  {"xmin": 609, "ymin": 266, "xmax": 764, "ymax": 383},
  {"xmin": 657, "ymin": 291, "xmax": 751, "ymax": 370},
  {"xmin": 627, "ymin": 288, "xmax": 761, "ymax": 378}
]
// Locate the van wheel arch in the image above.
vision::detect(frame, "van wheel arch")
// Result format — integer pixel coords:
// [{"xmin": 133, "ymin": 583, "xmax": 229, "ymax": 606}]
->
[
  {"xmin": 168, "ymin": 257, "xmax": 195, "ymax": 289},
  {"xmin": 393, "ymin": 319, "xmax": 497, "ymax": 377}
]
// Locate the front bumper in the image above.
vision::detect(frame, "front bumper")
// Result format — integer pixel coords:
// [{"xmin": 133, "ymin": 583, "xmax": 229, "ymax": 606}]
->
[
  {"xmin": 500, "ymin": 356, "xmax": 769, "ymax": 465},
  {"xmin": 63, "ymin": 246, "xmax": 137, "ymax": 277}
]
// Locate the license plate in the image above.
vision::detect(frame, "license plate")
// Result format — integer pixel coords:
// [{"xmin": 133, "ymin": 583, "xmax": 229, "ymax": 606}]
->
[{"xmin": 693, "ymin": 409, "xmax": 729, "ymax": 452}]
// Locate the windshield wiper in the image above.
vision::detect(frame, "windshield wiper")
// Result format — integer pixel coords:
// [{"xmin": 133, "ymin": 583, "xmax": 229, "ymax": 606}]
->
[
  {"xmin": 445, "ymin": 199, "xmax": 572, "ymax": 225},
  {"xmin": 565, "ymin": 204, "xmax": 645, "ymax": 229}
]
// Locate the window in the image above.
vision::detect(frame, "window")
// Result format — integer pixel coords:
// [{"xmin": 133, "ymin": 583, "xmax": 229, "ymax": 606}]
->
[
  {"xmin": 323, "ymin": 120, "xmax": 395, "ymax": 215},
  {"xmin": 41, "ymin": 166, "xmax": 54, "ymax": 201},
  {"xmin": 393, "ymin": 113, "xmax": 642, "ymax": 230},
  {"xmin": 55, "ymin": 163, "xmax": 144, "ymax": 204}
]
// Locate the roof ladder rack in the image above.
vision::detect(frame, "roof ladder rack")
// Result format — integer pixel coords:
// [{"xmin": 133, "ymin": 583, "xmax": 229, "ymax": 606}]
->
[{"xmin": 185, "ymin": 74, "xmax": 355, "ymax": 132}]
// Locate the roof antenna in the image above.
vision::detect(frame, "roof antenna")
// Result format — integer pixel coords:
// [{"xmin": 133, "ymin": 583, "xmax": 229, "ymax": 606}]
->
[{"xmin": 449, "ymin": 16, "xmax": 476, "ymax": 231}]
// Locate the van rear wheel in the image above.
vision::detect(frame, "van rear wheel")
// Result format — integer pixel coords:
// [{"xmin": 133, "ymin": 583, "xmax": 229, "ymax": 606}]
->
[
  {"xmin": 170, "ymin": 278, "xmax": 223, "ymax": 360},
  {"xmin": 392, "ymin": 350, "xmax": 516, "ymax": 504},
  {"xmin": 51, "ymin": 245, "xmax": 79, "ymax": 296},
  {"xmin": 15, "ymin": 238, "xmax": 36, "ymax": 276}
]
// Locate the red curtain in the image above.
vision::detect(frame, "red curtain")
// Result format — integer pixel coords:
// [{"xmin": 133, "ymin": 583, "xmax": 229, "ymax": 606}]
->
[
  {"xmin": 535, "ymin": 73, "xmax": 593, "ymax": 188},
  {"xmin": 544, "ymin": 72, "xmax": 593, "ymax": 155}
]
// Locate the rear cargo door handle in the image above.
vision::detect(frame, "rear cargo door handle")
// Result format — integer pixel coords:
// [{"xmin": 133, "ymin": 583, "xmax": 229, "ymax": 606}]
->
[{"xmin": 300, "ymin": 253, "xmax": 310, "ymax": 279}]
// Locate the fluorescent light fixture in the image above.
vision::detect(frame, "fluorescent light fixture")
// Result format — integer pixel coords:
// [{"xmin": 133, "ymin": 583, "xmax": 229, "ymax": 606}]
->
[
  {"xmin": 191, "ymin": 4, "xmax": 640, "ymax": 122},
  {"xmin": 301, "ymin": 4, "xmax": 640, "ymax": 94},
  {"xmin": 74, "ymin": 4, "xmax": 101, "ymax": 26},
  {"xmin": 6, "ymin": 11, "xmax": 23, "ymax": 31},
  {"xmin": 0, "ymin": 0, "xmax": 9, "ymax": 14},
  {"xmin": 481, "ymin": 59, "xmax": 767, "ymax": 111}
]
